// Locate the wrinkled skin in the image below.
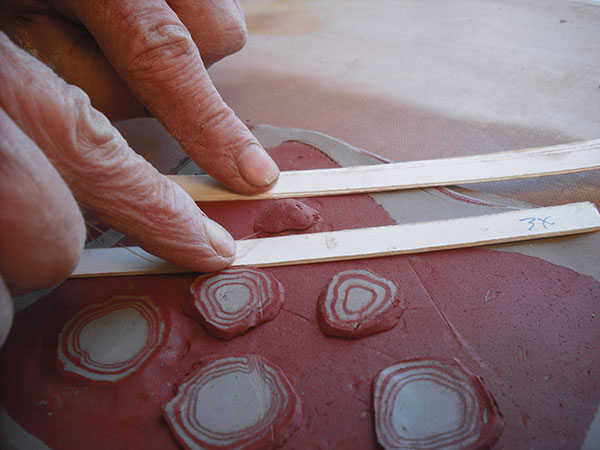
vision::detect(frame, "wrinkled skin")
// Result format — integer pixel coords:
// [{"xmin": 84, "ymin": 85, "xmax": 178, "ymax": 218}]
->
[{"xmin": 0, "ymin": 0, "xmax": 281, "ymax": 346}]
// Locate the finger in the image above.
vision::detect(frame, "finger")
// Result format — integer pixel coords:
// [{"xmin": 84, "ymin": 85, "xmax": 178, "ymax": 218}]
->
[
  {"xmin": 0, "ymin": 8, "xmax": 145, "ymax": 121},
  {"xmin": 0, "ymin": 275, "xmax": 12, "ymax": 348},
  {"xmin": 166, "ymin": 0, "xmax": 247, "ymax": 67},
  {"xmin": 65, "ymin": 0, "xmax": 279, "ymax": 193},
  {"xmin": 0, "ymin": 2, "xmax": 247, "ymax": 120},
  {"xmin": 0, "ymin": 31, "xmax": 235, "ymax": 272},
  {"xmin": 0, "ymin": 105, "xmax": 86, "ymax": 295}
]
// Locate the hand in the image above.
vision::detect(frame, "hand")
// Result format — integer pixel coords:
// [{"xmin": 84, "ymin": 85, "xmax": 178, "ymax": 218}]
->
[{"xmin": 0, "ymin": 1, "xmax": 280, "ymax": 346}]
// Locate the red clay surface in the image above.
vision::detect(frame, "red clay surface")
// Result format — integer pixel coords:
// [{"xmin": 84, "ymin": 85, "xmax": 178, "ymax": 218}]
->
[{"xmin": 0, "ymin": 142, "xmax": 599, "ymax": 449}]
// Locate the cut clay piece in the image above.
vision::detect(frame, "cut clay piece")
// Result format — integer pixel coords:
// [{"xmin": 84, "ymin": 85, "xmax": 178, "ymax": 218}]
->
[
  {"xmin": 254, "ymin": 199, "xmax": 320, "ymax": 234},
  {"xmin": 163, "ymin": 354, "xmax": 302, "ymax": 450},
  {"xmin": 373, "ymin": 358, "xmax": 504, "ymax": 450},
  {"xmin": 57, "ymin": 295, "xmax": 165, "ymax": 382},
  {"xmin": 317, "ymin": 269, "xmax": 402, "ymax": 338},
  {"xmin": 185, "ymin": 268, "xmax": 284, "ymax": 340}
]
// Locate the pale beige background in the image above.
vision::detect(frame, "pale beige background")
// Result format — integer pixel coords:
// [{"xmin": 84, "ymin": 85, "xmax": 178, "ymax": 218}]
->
[{"xmin": 207, "ymin": 0, "xmax": 600, "ymax": 207}]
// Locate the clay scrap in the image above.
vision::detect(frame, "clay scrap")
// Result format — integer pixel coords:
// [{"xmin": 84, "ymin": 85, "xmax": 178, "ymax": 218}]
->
[{"xmin": 254, "ymin": 199, "xmax": 321, "ymax": 235}]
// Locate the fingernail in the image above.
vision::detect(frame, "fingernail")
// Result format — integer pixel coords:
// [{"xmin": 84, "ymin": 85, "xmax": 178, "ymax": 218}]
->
[
  {"xmin": 237, "ymin": 144, "xmax": 279, "ymax": 187},
  {"xmin": 205, "ymin": 219, "xmax": 236, "ymax": 258}
]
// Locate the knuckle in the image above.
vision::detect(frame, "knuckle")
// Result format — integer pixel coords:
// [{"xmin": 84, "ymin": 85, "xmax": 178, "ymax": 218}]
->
[
  {"xmin": 77, "ymin": 107, "xmax": 119, "ymax": 154},
  {"xmin": 201, "ymin": 14, "xmax": 248, "ymax": 63},
  {"xmin": 57, "ymin": 83, "xmax": 126, "ymax": 168},
  {"xmin": 219, "ymin": 14, "xmax": 248, "ymax": 54},
  {"xmin": 67, "ymin": 85, "xmax": 118, "ymax": 150},
  {"xmin": 200, "ymin": 101, "xmax": 234, "ymax": 133},
  {"xmin": 142, "ymin": 172, "xmax": 185, "ymax": 221},
  {"xmin": 126, "ymin": 21, "xmax": 196, "ymax": 78},
  {"xmin": 197, "ymin": 9, "xmax": 248, "ymax": 65}
]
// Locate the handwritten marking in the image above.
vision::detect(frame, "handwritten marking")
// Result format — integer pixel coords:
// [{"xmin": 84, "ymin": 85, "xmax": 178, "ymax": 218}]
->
[
  {"xmin": 520, "ymin": 217, "xmax": 536, "ymax": 230},
  {"xmin": 538, "ymin": 216, "xmax": 555, "ymax": 229},
  {"xmin": 520, "ymin": 216, "xmax": 555, "ymax": 231}
]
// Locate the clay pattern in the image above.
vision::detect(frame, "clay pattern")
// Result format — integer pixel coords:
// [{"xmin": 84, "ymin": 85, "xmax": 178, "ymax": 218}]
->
[
  {"xmin": 163, "ymin": 354, "xmax": 302, "ymax": 449},
  {"xmin": 373, "ymin": 358, "xmax": 503, "ymax": 450},
  {"xmin": 57, "ymin": 295, "xmax": 165, "ymax": 382},
  {"xmin": 317, "ymin": 270, "xmax": 402, "ymax": 338},
  {"xmin": 185, "ymin": 268, "xmax": 284, "ymax": 340}
]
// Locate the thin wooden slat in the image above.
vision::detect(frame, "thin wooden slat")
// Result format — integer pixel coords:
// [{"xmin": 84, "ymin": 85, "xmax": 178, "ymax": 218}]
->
[
  {"xmin": 169, "ymin": 140, "xmax": 600, "ymax": 201},
  {"xmin": 71, "ymin": 202, "xmax": 600, "ymax": 278}
]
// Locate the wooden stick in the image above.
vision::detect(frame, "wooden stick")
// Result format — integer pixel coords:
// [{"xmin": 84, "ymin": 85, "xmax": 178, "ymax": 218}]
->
[
  {"xmin": 72, "ymin": 202, "xmax": 600, "ymax": 277},
  {"xmin": 169, "ymin": 140, "xmax": 600, "ymax": 201}
]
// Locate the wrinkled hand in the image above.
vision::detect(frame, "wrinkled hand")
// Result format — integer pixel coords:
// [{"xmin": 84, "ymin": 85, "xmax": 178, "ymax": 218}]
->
[{"xmin": 0, "ymin": 0, "xmax": 280, "ymax": 345}]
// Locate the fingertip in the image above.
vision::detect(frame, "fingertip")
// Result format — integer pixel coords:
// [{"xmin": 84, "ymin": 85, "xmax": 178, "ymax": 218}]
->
[
  {"xmin": 236, "ymin": 143, "xmax": 280, "ymax": 189},
  {"xmin": 0, "ymin": 105, "xmax": 86, "ymax": 296},
  {"xmin": 0, "ymin": 275, "xmax": 14, "ymax": 348},
  {"xmin": 204, "ymin": 218, "xmax": 236, "ymax": 261}
]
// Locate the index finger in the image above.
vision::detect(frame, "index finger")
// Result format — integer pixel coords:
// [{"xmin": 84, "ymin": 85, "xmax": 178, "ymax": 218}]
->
[
  {"xmin": 64, "ymin": 0, "xmax": 279, "ymax": 193},
  {"xmin": 0, "ymin": 31, "xmax": 236, "ymax": 274}
]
